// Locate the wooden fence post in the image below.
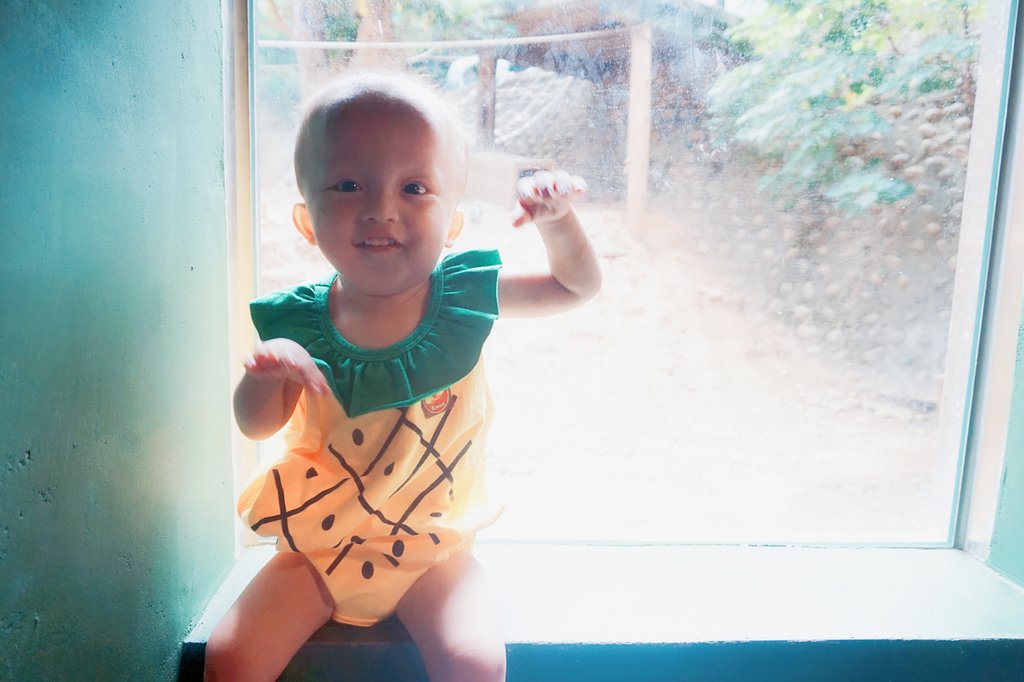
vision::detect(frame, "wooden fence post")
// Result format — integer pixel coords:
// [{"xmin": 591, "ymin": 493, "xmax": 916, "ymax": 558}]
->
[
  {"xmin": 626, "ymin": 24, "xmax": 652, "ymax": 234},
  {"xmin": 478, "ymin": 48, "xmax": 497, "ymax": 148}
]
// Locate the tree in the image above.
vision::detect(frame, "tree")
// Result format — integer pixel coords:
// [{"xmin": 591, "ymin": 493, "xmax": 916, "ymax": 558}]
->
[
  {"xmin": 707, "ymin": 0, "xmax": 982, "ymax": 212},
  {"xmin": 256, "ymin": 0, "xmax": 510, "ymax": 93}
]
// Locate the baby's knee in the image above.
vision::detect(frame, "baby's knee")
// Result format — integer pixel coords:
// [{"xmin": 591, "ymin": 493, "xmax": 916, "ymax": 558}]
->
[
  {"xmin": 202, "ymin": 636, "xmax": 240, "ymax": 681},
  {"xmin": 203, "ymin": 628, "xmax": 257, "ymax": 682},
  {"xmin": 434, "ymin": 641, "xmax": 507, "ymax": 682},
  {"xmin": 458, "ymin": 647, "xmax": 507, "ymax": 682}
]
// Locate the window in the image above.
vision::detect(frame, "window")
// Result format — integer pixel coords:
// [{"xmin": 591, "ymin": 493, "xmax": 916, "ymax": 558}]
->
[{"xmin": 239, "ymin": 0, "xmax": 1009, "ymax": 546}]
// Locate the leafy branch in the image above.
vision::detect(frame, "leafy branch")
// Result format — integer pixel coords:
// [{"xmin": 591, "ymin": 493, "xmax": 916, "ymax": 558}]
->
[{"xmin": 707, "ymin": 0, "xmax": 981, "ymax": 213}]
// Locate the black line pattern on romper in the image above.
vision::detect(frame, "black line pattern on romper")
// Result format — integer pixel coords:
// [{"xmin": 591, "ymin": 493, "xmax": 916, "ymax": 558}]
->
[
  {"xmin": 250, "ymin": 477, "xmax": 350, "ymax": 532},
  {"xmin": 360, "ymin": 408, "xmax": 408, "ymax": 477},
  {"xmin": 323, "ymin": 400, "xmax": 469, "ymax": 577},
  {"xmin": 272, "ymin": 469, "xmax": 299, "ymax": 552},
  {"xmin": 390, "ymin": 440, "xmax": 472, "ymax": 537},
  {"xmin": 327, "ymin": 444, "xmax": 417, "ymax": 536},
  {"xmin": 393, "ymin": 395, "xmax": 459, "ymax": 494},
  {"xmin": 248, "ymin": 406, "xmax": 425, "ymax": 538},
  {"xmin": 326, "ymin": 535, "xmax": 364, "ymax": 575},
  {"xmin": 325, "ymin": 440, "xmax": 470, "ymax": 575}
]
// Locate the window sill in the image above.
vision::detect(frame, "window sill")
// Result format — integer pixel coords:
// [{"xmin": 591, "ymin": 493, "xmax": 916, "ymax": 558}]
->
[{"xmin": 181, "ymin": 543, "xmax": 1024, "ymax": 681}]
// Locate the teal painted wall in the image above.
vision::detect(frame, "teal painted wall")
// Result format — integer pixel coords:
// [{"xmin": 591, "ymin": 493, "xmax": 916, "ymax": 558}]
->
[
  {"xmin": 989, "ymin": 308, "xmax": 1024, "ymax": 585},
  {"xmin": 0, "ymin": 2, "xmax": 234, "ymax": 680}
]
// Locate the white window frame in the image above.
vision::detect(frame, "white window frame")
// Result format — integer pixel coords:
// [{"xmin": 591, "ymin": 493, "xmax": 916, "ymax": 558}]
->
[
  {"xmin": 224, "ymin": 0, "xmax": 260, "ymax": 553},
  {"xmin": 222, "ymin": 0, "xmax": 1024, "ymax": 558},
  {"xmin": 954, "ymin": 0, "xmax": 1024, "ymax": 560}
]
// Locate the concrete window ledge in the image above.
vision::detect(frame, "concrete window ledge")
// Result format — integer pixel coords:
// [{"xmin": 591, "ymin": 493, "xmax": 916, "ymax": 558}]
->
[{"xmin": 180, "ymin": 544, "xmax": 1024, "ymax": 681}]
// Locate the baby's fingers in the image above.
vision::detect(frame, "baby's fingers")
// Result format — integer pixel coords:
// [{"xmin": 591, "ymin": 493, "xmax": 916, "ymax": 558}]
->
[
  {"xmin": 551, "ymin": 169, "xmax": 587, "ymax": 196},
  {"xmin": 517, "ymin": 170, "xmax": 587, "ymax": 200},
  {"xmin": 244, "ymin": 349, "xmax": 281, "ymax": 373},
  {"xmin": 299, "ymin": 364, "xmax": 332, "ymax": 397},
  {"xmin": 533, "ymin": 170, "xmax": 557, "ymax": 197},
  {"xmin": 518, "ymin": 170, "xmax": 562, "ymax": 198},
  {"xmin": 279, "ymin": 353, "xmax": 331, "ymax": 397},
  {"xmin": 553, "ymin": 170, "xmax": 587, "ymax": 196},
  {"xmin": 517, "ymin": 174, "xmax": 542, "ymax": 200},
  {"xmin": 245, "ymin": 343, "xmax": 331, "ymax": 397},
  {"xmin": 512, "ymin": 202, "xmax": 531, "ymax": 228}
]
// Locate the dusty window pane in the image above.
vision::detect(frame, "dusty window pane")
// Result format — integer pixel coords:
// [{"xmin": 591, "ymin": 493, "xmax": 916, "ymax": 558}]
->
[{"xmin": 252, "ymin": 0, "xmax": 989, "ymax": 544}]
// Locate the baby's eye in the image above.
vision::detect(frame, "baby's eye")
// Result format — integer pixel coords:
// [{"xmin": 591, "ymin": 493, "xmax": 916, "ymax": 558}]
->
[
  {"xmin": 335, "ymin": 180, "xmax": 360, "ymax": 192},
  {"xmin": 403, "ymin": 182, "xmax": 427, "ymax": 195}
]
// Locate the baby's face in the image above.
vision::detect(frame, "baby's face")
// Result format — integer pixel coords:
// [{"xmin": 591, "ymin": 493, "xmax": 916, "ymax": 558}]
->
[{"xmin": 299, "ymin": 99, "xmax": 465, "ymax": 298}]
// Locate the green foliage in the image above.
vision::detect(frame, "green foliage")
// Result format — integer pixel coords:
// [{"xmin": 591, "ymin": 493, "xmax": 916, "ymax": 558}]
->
[
  {"xmin": 708, "ymin": 0, "xmax": 981, "ymax": 212},
  {"xmin": 392, "ymin": 0, "xmax": 512, "ymax": 41},
  {"xmin": 323, "ymin": 8, "xmax": 359, "ymax": 42},
  {"xmin": 392, "ymin": 0, "xmax": 513, "ymax": 82},
  {"xmin": 609, "ymin": 0, "xmax": 733, "ymax": 45},
  {"xmin": 823, "ymin": 162, "xmax": 915, "ymax": 211},
  {"xmin": 254, "ymin": 0, "xmax": 512, "ymax": 86}
]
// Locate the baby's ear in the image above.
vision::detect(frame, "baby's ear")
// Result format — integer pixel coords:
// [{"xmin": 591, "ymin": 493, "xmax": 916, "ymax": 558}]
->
[
  {"xmin": 293, "ymin": 204, "xmax": 317, "ymax": 246},
  {"xmin": 446, "ymin": 210, "xmax": 465, "ymax": 247}
]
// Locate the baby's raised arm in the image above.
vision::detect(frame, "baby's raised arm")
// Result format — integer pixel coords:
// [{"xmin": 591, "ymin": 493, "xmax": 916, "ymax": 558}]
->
[
  {"xmin": 498, "ymin": 170, "xmax": 602, "ymax": 317},
  {"xmin": 234, "ymin": 338, "xmax": 331, "ymax": 440}
]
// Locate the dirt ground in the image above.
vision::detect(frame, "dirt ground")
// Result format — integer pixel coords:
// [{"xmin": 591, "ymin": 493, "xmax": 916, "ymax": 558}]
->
[{"xmin": 256, "ymin": 185, "xmax": 957, "ymax": 546}]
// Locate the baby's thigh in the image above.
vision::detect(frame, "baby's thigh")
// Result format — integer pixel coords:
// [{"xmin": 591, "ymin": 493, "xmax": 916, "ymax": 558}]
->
[
  {"xmin": 396, "ymin": 551, "xmax": 506, "ymax": 681},
  {"xmin": 204, "ymin": 551, "xmax": 334, "ymax": 682}
]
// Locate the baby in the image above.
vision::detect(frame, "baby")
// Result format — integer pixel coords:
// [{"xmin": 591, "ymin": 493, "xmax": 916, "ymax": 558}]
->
[{"xmin": 204, "ymin": 71, "xmax": 601, "ymax": 681}]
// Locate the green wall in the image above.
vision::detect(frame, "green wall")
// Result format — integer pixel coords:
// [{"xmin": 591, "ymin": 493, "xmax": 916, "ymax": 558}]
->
[
  {"xmin": 989, "ymin": 308, "xmax": 1024, "ymax": 584},
  {"xmin": 0, "ymin": 2, "xmax": 234, "ymax": 679}
]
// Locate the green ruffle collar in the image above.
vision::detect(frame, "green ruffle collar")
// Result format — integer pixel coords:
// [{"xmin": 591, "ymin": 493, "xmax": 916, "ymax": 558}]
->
[{"xmin": 250, "ymin": 249, "xmax": 501, "ymax": 418}]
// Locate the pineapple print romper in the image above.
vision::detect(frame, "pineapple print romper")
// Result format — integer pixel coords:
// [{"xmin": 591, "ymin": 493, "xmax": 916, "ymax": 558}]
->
[{"xmin": 237, "ymin": 250, "xmax": 502, "ymax": 626}]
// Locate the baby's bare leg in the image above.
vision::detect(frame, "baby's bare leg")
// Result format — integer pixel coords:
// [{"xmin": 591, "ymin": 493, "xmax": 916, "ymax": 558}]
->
[
  {"xmin": 397, "ymin": 551, "xmax": 506, "ymax": 682},
  {"xmin": 204, "ymin": 551, "xmax": 334, "ymax": 682}
]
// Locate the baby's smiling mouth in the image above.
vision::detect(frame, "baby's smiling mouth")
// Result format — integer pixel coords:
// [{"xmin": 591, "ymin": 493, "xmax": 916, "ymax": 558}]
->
[{"xmin": 356, "ymin": 237, "xmax": 400, "ymax": 251}]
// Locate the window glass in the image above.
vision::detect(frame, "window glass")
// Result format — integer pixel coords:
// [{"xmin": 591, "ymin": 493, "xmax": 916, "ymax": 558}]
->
[{"xmin": 252, "ymin": 0, "xmax": 991, "ymax": 544}]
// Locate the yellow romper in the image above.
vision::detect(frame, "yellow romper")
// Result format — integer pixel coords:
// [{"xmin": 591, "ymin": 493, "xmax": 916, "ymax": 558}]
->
[{"xmin": 237, "ymin": 250, "xmax": 502, "ymax": 626}]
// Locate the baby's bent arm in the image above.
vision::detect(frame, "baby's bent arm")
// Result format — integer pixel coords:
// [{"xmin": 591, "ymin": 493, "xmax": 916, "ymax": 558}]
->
[
  {"xmin": 233, "ymin": 372, "xmax": 304, "ymax": 440},
  {"xmin": 499, "ymin": 207, "xmax": 602, "ymax": 318},
  {"xmin": 234, "ymin": 338, "xmax": 331, "ymax": 440}
]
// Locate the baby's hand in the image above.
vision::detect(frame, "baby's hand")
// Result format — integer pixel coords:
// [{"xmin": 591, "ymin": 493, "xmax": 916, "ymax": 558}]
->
[
  {"xmin": 244, "ymin": 338, "xmax": 332, "ymax": 397},
  {"xmin": 513, "ymin": 169, "xmax": 587, "ymax": 228}
]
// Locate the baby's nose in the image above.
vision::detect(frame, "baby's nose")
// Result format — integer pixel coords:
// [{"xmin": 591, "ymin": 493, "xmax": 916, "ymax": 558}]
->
[{"xmin": 360, "ymin": 191, "xmax": 398, "ymax": 222}]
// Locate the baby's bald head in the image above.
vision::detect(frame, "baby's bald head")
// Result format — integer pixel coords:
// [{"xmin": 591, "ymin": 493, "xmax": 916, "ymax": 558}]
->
[{"xmin": 293, "ymin": 72, "xmax": 469, "ymax": 200}]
